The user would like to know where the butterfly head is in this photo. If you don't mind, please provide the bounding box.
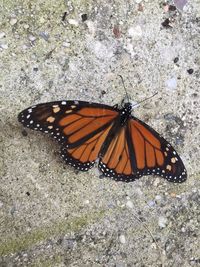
[123,102,132,111]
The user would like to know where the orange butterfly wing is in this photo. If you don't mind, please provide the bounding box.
[99,125,135,182]
[18,101,187,183]
[18,101,118,170]
[99,116,187,183]
[130,118,187,182]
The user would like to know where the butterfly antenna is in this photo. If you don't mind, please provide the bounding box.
[118,75,130,102]
[133,92,158,107]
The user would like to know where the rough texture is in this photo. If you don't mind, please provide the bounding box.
[0,0,199,266]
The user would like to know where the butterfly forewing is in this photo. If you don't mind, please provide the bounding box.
[18,100,119,168]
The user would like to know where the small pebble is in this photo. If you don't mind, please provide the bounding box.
[155,195,162,201]
[181,227,186,232]
[187,68,194,74]
[163,4,169,12]
[151,242,157,249]
[119,234,126,244]
[126,200,133,208]
[174,57,179,63]
[0,201,3,208]
[113,25,121,38]
[128,25,142,39]
[62,12,67,22]
[0,43,8,49]
[117,200,121,206]
[168,5,177,11]
[39,32,49,41]
[68,19,79,26]
[22,129,28,136]
[86,20,96,35]
[124,42,135,57]
[153,177,160,186]
[23,24,29,29]
[39,17,45,24]
[62,41,71,47]
[158,216,168,228]
[170,192,177,198]
[165,77,177,90]
[22,44,29,50]
[174,0,187,10]
[0,32,5,39]
[147,200,156,207]
[81,14,87,22]
[138,3,144,11]
[162,18,172,28]
[10,18,17,25]
[29,35,36,42]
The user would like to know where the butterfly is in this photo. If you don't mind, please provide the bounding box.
[18,99,187,183]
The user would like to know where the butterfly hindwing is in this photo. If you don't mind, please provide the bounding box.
[98,116,186,183]
[99,125,139,182]
[61,123,114,170]
[129,117,187,183]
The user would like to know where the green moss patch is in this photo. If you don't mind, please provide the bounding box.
[0,210,105,256]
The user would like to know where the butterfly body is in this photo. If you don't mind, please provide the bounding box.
[114,102,133,126]
[18,100,187,183]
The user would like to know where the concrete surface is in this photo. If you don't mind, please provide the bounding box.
[0,0,199,266]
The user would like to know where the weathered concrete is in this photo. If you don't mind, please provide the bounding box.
[0,0,199,266]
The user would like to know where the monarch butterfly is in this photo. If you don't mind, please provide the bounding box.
[18,99,187,183]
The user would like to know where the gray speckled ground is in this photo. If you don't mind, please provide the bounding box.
[0,0,199,266]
